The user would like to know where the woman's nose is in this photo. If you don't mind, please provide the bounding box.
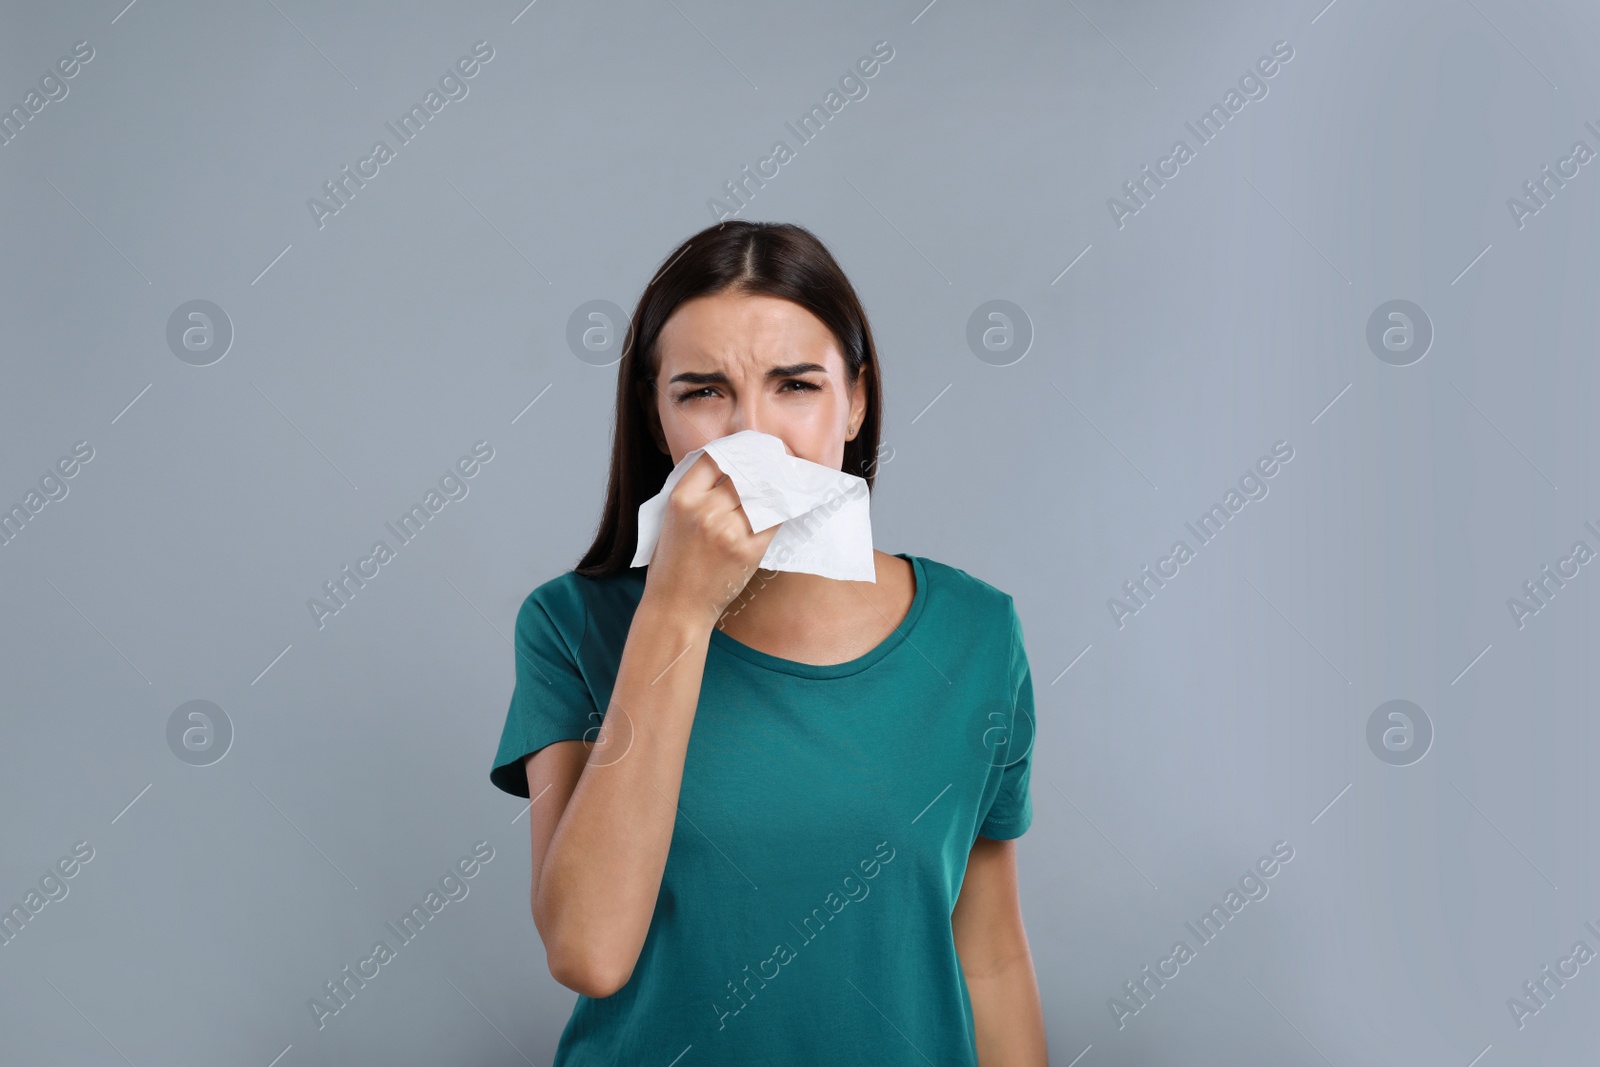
[729,405,790,454]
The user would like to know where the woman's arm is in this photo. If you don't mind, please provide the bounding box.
[523,455,778,999]
[523,597,712,998]
[952,836,1048,1065]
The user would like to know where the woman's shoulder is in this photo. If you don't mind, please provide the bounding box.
[902,552,1018,618]
[516,565,648,631]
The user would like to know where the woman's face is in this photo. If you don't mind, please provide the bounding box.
[645,290,868,469]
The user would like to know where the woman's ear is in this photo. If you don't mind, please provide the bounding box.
[846,365,870,441]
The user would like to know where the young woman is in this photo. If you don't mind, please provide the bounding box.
[489,221,1047,1065]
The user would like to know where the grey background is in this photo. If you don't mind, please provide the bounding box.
[2,0,1597,1063]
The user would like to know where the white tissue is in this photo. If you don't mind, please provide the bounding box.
[631,430,876,582]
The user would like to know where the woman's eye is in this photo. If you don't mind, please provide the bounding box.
[782,380,821,393]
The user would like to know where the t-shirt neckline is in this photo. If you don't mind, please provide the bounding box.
[707,553,927,679]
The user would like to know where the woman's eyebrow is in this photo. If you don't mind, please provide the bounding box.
[667,362,828,386]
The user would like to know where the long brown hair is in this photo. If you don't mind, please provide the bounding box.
[576,221,884,578]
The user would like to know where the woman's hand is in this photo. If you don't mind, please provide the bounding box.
[641,452,779,628]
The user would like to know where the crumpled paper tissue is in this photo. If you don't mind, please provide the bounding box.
[631,430,875,582]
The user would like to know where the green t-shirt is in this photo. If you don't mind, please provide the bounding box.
[489,552,1035,1065]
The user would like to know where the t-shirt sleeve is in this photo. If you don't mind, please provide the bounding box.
[978,599,1035,841]
[488,581,601,798]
